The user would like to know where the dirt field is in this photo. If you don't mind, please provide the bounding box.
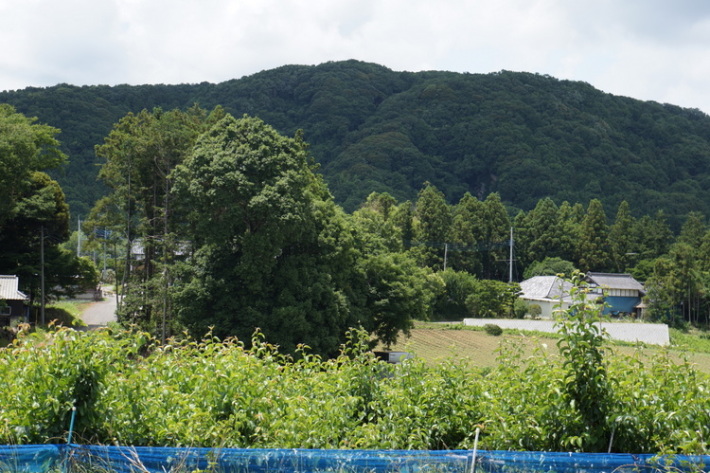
[385,326,710,373]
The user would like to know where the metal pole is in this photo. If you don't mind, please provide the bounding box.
[76,218,81,257]
[469,427,480,473]
[443,243,448,271]
[509,227,514,283]
[67,406,77,445]
[40,225,45,326]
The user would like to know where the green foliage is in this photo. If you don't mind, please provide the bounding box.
[172,114,364,356]
[523,257,577,279]
[411,182,451,270]
[432,269,477,320]
[465,280,521,318]
[89,106,219,335]
[349,192,404,255]
[359,253,444,347]
[528,303,542,319]
[609,200,637,272]
[0,327,151,443]
[554,273,613,451]
[577,199,612,272]
[0,107,97,307]
[7,61,710,229]
[512,298,529,319]
[448,193,484,274]
[483,324,503,336]
[2,325,710,454]
[0,104,66,228]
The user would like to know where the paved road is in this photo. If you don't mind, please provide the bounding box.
[80,290,118,329]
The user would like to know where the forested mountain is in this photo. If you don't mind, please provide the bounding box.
[2,60,710,227]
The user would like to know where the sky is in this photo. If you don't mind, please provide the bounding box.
[2,0,710,113]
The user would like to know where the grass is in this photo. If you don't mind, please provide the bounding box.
[48,299,93,326]
[1,299,92,346]
[384,321,710,373]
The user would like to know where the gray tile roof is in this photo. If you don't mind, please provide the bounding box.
[520,276,574,302]
[0,275,28,301]
[586,272,644,292]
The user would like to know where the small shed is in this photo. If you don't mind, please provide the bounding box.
[0,275,29,326]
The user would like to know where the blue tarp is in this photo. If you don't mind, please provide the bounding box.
[0,444,707,473]
[0,445,62,472]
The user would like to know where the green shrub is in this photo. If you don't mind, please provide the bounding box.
[528,303,542,319]
[483,324,503,336]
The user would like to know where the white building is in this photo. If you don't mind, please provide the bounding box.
[519,275,575,319]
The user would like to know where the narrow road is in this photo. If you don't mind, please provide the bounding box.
[80,289,118,329]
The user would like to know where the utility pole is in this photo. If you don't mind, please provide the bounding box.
[443,243,448,271]
[508,227,514,283]
[40,225,45,326]
[76,218,81,257]
[103,228,107,277]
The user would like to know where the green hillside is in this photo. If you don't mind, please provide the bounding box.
[2,60,710,225]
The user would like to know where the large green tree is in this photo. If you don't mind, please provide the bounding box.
[448,193,484,275]
[171,114,365,356]
[480,193,511,279]
[577,199,611,272]
[0,104,66,229]
[412,182,451,270]
[91,106,220,334]
[608,200,636,273]
[0,107,97,312]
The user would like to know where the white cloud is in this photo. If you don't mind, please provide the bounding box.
[1,0,710,112]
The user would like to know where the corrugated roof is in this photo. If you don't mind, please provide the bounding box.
[587,272,644,291]
[0,275,28,301]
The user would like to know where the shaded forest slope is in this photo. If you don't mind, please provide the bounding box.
[2,60,710,225]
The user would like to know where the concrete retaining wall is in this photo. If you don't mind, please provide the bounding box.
[462,318,670,346]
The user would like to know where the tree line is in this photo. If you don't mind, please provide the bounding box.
[77,105,710,356]
[3,102,710,356]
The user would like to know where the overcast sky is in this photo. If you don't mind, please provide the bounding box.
[2,0,710,113]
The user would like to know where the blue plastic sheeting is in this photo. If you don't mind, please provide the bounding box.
[0,445,708,473]
[68,446,471,473]
[0,445,62,472]
[478,450,707,473]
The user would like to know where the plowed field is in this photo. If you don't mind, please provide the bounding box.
[385,326,710,373]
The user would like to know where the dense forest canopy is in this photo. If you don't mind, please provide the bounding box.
[2,60,710,227]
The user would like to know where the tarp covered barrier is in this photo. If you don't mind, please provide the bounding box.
[0,445,708,473]
[0,445,62,472]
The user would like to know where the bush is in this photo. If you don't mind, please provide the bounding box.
[465,280,521,317]
[528,303,542,319]
[513,298,528,318]
[483,324,503,336]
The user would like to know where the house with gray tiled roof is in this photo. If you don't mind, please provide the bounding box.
[519,275,575,319]
[0,275,29,326]
[520,275,609,319]
[585,272,645,317]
